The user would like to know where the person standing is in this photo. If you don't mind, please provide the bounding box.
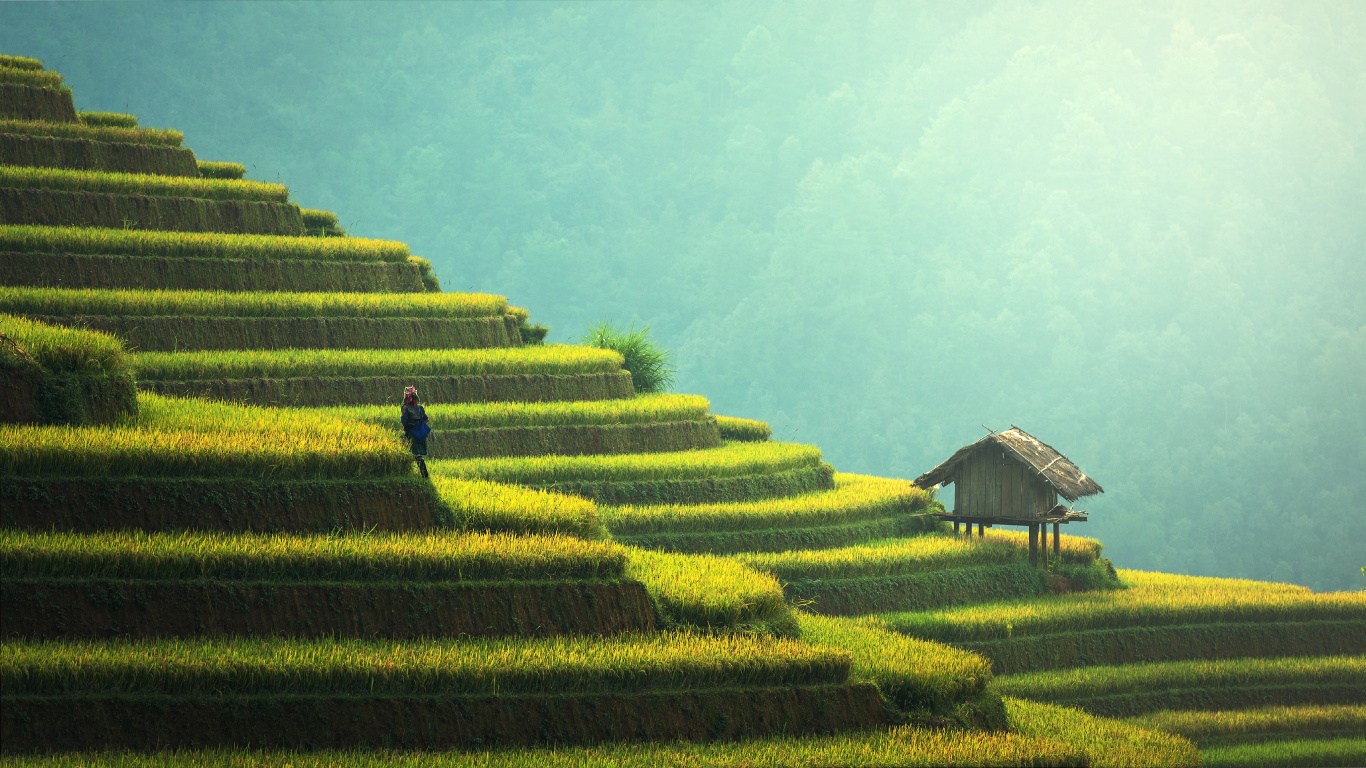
[400,385,431,478]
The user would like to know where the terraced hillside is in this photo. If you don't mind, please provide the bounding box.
[2,52,1361,767]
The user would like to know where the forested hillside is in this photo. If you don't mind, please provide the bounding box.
[3,0,1361,590]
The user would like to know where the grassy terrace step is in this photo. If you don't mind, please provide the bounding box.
[878,570,1366,643]
[0,634,886,751]
[1,251,429,293]
[430,441,834,504]
[131,344,621,379]
[0,313,137,425]
[0,84,76,123]
[0,133,199,176]
[198,161,246,180]
[0,118,183,147]
[0,56,44,72]
[716,414,771,441]
[793,563,1055,617]
[615,512,936,555]
[1,530,655,639]
[625,550,790,629]
[78,112,138,128]
[0,165,288,201]
[1201,736,1366,768]
[0,286,509,318]
[1125,704,1366,748]
[1007,698,1201,767]
[993,656,1366,716]
[0,187,304,235]
[0,68,62,92]
[0,224,407,261]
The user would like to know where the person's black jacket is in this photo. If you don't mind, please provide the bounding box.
[400,403,428,435]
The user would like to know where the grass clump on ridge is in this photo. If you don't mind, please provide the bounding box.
[626,549,789,629]
[602,473,932,535]
[78,111,137,128]
[738,533,1024,581]
[579,319,675,394]
[0,529,624,583]
[0,65,64,90]
[878,569,1366,642]
[0,286,508,319]
[197,161,246,180]
[1124,704,1366,747]
[0,165,289,202]
[0,118,184,146]
[1,633,848,697]
[0,312,126,376]
[0,55,44,71]
[993,656,1366,704]
[1007,698,1201,768]
[327,394,708,431]
[797,612,993,716]
[429,441,823,485]
[0,313,137,424]
[1201,737,1366,768]
[716,415,771,441]
[130,345,625,381]
[431,477,601,538]
[0,224,409,262]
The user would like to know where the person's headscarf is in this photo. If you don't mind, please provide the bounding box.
[403,386,418,406]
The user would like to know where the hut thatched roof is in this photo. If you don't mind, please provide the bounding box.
[912,426,1103,502]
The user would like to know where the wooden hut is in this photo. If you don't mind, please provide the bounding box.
[912,426,1102,567]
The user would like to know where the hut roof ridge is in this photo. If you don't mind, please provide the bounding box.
[912,425,1103,502]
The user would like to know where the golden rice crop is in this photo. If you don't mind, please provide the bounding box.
[0,285,507,319]
[0,730,1092,768]
[1007,698,1202,768]
[0,65,64,89]
[326,394,707,431]
[1201,737,1366,768]
[429,441,823,485]
[626,549,788,627]
[0,55,44,71]
[738,533,1022,581]
[880,569,1366,642]
[78,111,138,128]
[0,117,184,146]
[0,165,289,202]
[197,161,246,180]
[994,656,1366,703]
[602,473,930,535]
[430,477,600,538]
[0,529,624,582]
[715,415,772,441]
[1,313,127,374]
[130,345,625,381]
[0,224,409,262]
[0,632,848,696]
[982,527,1104,564]
[1125,704,1366,745]
[797,612,992,714]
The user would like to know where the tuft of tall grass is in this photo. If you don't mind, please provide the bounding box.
[197,161,245,180]
[430,441,823,486]
[0,285,508,319]
[601,473,932,535]
[0,633,848,696]
[716,415,772,441]
[0,165,289,202]
[0,529,625,582]
[626,549,789,628]
[0,224,409,262]
[0,118,184,146]
[130,345,624,381]
[879,569,1366,642]
[78,111,137,128]
[578,319,675,394]
[431,477,601,538]
[0,312,126,375]
[1007,698,1202,768]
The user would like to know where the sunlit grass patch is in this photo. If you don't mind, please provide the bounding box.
[715,414,772,441]
[328,393,707,430]
[739,532,1021,581]
[602,473,930,535]
[981,527,1104,564]
[626,549,788,628]
[0,117,184,146]
[0,165,289,202]
[1201,736,1366,767]
[0,65,64,90]
[130,345,624,381]
[78,111,138,128]
[429,441,823,485]
[1007,698,1201,768]
[431,477,601,538]
[0,224,410,262]
[0,632,848,697]
[0,529,624,582]
[1,312,126,375]
[0,285,508,319]
[1125,704,1366,747]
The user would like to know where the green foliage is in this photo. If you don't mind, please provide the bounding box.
[1007,698,1202,767]
[77,111,137,128]
[0,285,507,318]
[131,345,623,380]
[0,224,409,262]
[0,529,624,582]
[1202,737,1366,768]
[0,117,183,146]
[797,612,993,717]
[0,632,848,696]
[625,549,789,629]
[579,319,675,394]
[430,476,601,538]
[197,161,245,180]
[0,164,289,201]
[715,415,771,441]
[1126,704,1366,748]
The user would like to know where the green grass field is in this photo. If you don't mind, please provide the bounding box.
[78,111,138,128]
[1006,698,1202,767]
[0,529,623,582]
[431,476,601,538]
[739,532,1035,581]
[625,549,790,628]
[0,55,44,71]
[1125,704,1366,747]
[715,414,771,441]
[130,345,624,380]
[328,393,707,430]
[879,569,1366,642]
[1,312,126,376]
[1201,737,1366,767]
[0,66,64,90]
[0,224,409,262]
[0,165,289,202]
[0,285,508,318]
[198,161,246,179]
[0,117,184,146]
[430,441,824,485]
[0,632,848,697]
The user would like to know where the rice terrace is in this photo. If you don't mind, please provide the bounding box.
[2,3,1364,767]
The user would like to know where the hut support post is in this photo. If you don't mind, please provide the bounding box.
[1041,523,1049,568]
[1028,523,1039,566]
[977,523,984,537]
[954,521,961,536]
[1053,523,1060,560]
